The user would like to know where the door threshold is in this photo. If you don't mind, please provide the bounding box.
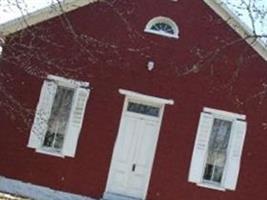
[102,192,141,200]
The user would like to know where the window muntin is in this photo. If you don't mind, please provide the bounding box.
[151,22,175,35]
[203,118,232,184]
[42,86,74,152]
[144,16,179,39]
[127,102,160,117]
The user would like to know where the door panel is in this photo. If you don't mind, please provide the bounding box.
[114,116,137,163]
[134,120,158,166]
[126,120,158,198]
[107,116,139,195]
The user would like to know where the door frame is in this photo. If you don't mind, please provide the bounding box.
[103,89,174,200]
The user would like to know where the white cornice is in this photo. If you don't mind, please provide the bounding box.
[0,0,99,36]
[204,0,267,61]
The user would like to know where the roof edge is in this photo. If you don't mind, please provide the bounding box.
[204,0,267,61]
[0,0,99,36]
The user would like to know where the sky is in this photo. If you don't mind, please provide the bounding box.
[0,0,266,43]
[221,0,267,42]
[0,0,62,24]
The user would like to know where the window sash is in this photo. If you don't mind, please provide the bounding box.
[203,118,232,184]
[151,22,175,34]
[41,86,74,152]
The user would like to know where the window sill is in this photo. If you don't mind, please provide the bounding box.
[144,29,179,39]
[197,183,226,191]
[35,148,65,158]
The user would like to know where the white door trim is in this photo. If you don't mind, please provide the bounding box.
[119,89,174,105]
[103,89,174,200]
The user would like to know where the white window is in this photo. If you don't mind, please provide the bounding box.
[144,16,179,39]
[188,107,247,191]
[27,75,90,158]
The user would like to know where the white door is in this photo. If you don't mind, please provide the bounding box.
[104,100,163,200]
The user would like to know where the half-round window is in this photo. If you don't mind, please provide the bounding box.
[144,16,179,39]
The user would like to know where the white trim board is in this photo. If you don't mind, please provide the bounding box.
[119,89,174,105]
[0,176,95,200]
[48,74,90,88]
[204,107,246,120]
[204,0,267,61]
[0,0,99,36]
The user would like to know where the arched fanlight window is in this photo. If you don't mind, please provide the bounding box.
[144,16,179,39]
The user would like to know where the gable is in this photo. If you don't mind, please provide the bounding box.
[0,0,266,61]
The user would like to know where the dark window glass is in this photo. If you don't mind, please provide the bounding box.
[151,22,174,34]
[203,118,232,184]
[43,86,74,152]
[127,102,160,117]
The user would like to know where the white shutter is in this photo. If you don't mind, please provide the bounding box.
[188,112,213,183]
[27,80,57,148]
[224,120,247,190]
[62,87,90,157]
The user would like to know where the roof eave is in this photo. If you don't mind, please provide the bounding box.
[204,0,267,61]
[0,0,99,36]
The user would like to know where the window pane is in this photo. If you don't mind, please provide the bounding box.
[43,86,74,151]
[43,131,55,147]
[54,134,64,149]
[151,22,174,34]
[127,102,160,117]
[203,118,232,184]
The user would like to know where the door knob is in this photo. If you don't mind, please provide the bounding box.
[132,164,136,172]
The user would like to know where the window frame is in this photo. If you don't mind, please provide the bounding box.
[28,75,90,158]
[144,16,179,39]
[188,107,247,191]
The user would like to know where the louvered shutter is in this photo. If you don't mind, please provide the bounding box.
[224,120,247,190]
[62,87,90,157]
[27,80,57,148]
[188,112,213,183]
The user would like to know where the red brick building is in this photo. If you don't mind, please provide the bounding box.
[0,0,266,200]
